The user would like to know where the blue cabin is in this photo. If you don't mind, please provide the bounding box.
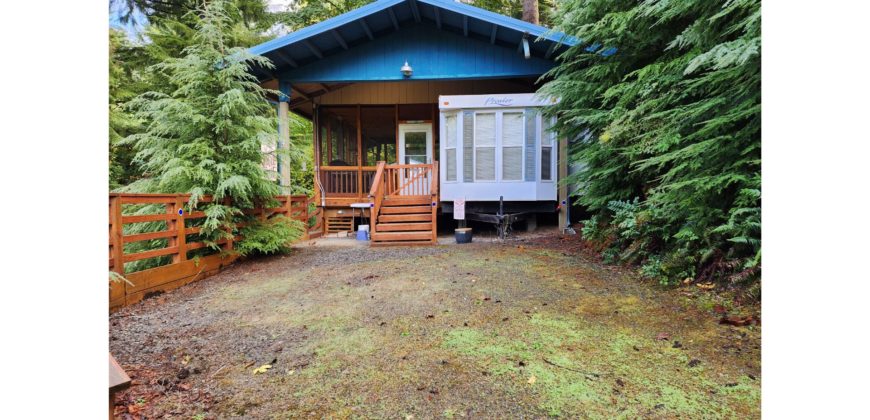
[250,0,577,244]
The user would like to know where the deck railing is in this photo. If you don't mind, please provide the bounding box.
[109,193,321,311]
[319,165,378,198]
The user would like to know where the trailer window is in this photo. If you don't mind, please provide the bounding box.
[444,113,457,181]
[474,113,496,181]
[542,117,554,181]
[502,112,524,181]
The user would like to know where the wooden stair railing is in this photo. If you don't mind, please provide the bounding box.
[368,161,387,238]
[430,160,439,243]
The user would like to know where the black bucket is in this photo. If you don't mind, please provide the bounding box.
[455,228,473,244]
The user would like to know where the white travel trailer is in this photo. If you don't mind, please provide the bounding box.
[438,93,564,230]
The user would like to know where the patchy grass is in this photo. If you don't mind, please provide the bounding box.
[110,235,760,419]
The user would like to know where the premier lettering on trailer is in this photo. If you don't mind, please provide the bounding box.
[484,97,515,107]
[440,93,557,110]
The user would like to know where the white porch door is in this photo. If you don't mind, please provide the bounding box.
[397,123,433,195]
[398,123,433,165]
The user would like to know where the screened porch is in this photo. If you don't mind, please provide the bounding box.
[315,103,439,206]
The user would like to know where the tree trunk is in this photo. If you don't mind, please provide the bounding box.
[522,0,539,25]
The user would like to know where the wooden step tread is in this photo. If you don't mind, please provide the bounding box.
[371,231,433,241]
[376,222,433,232]
[380,205,432,214]
[370,240,435,247]
[378,214,432,223]
[383,196,433,206]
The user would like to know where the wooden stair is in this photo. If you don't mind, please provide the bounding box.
[371,196,436,246]
[368,161,439,246]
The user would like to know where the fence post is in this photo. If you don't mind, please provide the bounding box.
[109,195,127,303]
[166,199,179,263]
[223,197,234,253]
[294,196,310,240]
[175,195,187,262]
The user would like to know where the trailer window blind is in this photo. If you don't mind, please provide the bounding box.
[445,113,457,181]
[474,113,496,181]
[462,111,474,182]
[502,112,524,181]
[541,116,554,181]
[524,109,537,182]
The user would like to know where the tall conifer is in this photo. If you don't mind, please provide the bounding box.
[124,0,302,254]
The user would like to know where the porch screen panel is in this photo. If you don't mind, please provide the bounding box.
[502,112,524,181]
[462,111,474,182]
[445,113,457,182]
[322,107,357,166]
[474,113,496,181]
[524,109,537,182]
[361,106,397,166]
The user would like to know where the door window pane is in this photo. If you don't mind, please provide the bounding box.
[404,131,427,164]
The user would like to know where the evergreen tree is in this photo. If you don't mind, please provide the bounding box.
[542,0,760,287]
[123,0,303,254]
[110,29,143,189]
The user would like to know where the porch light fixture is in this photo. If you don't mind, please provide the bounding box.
[400,60,413,77]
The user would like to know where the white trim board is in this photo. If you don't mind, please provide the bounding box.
[439,93,558,110]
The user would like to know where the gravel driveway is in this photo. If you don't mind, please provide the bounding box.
[110,232,760,419]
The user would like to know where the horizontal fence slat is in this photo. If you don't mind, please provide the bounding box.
[120,196,179,204]
[185,242,212,251]
[123,229,179,243]
[123,246,179,263]
[122,213,174,223]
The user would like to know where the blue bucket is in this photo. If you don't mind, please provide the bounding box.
[356,225,370,241]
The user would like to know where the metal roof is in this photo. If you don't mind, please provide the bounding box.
[249,0,578,82]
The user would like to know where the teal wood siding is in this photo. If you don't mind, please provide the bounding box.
[277,23,555,83]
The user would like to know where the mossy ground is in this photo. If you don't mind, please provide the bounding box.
[110,234,760,418]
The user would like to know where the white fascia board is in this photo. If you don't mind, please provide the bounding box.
[438,93,559,110]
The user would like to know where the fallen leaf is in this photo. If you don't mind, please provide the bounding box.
[682,277,693,285]
[656,332,670,341]
[252,364,272,374]
[696,283,715,290]
[527,375,537,384]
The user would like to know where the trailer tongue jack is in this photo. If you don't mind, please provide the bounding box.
[465,196,529,241]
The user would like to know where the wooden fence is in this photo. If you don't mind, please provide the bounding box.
[109,193,322,311]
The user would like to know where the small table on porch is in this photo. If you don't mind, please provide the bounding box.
[350,202,373,229]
